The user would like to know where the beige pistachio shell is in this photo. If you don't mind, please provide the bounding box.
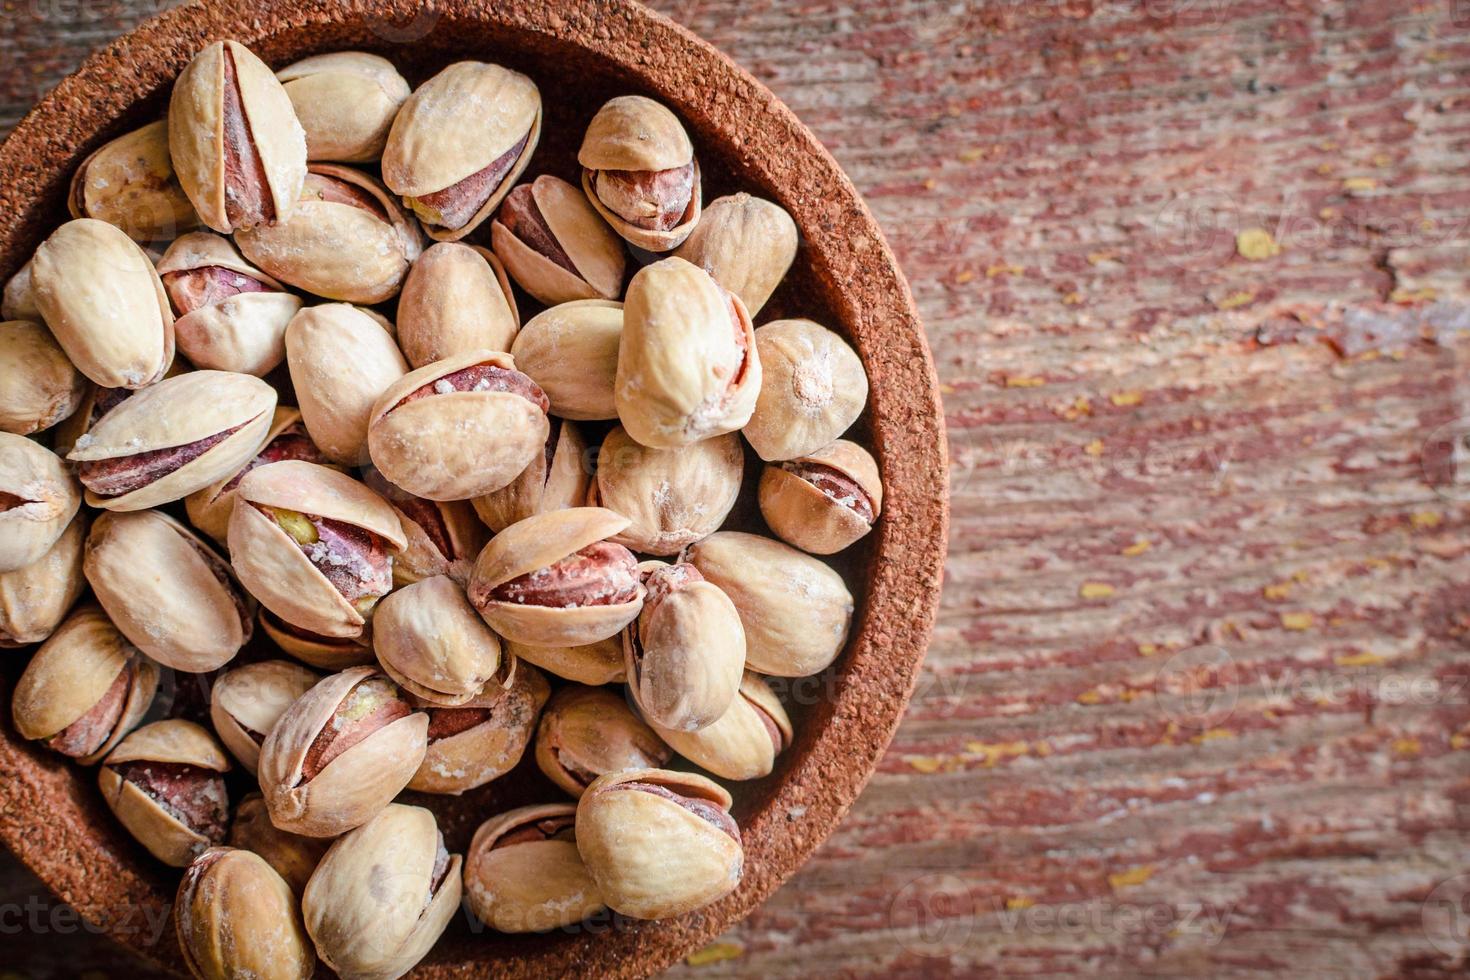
[491,174,626,305]
[465,804,606,933]
[592,427,742,555]
[397,243,520,367]
[745,318,869,461]
[576,768,741,919]
[260,610,376,671]
[687,531,853,677]
[69,120,201,242]
[210,660,321,774]
[650,671,792,781]
[0,320,86,435]
[11,604,156,763]
[673,192,798,316]
[374,576,502,706]
[505,636,626,686]
[30,218,175,389]
[0,434,81,573]
[2,260,39,321]
[303,803,462,980]
[580,160,701,253]
[366,349,549,501]
[169,40,308,234]
[578,96,695,173]
[184,407,324,546]
[535,685,670,798]
[277,52,411,163]
[286,303,409,466]
[408,657,550,794]
[258,667,429,838]
[360,471,487,588]
[51,355,189,457]
[509,300,623,421]
[97,720,231,867]
[228,793,332,897]
[759,439,882,554]
[0,511,85,648]
[616,257,760,448]
[176,847,315,980]
[473,420,589,532]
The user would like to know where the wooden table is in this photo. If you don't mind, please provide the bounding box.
[5,1,1470,976]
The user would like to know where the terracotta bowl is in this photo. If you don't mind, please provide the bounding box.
[0,1,947,976]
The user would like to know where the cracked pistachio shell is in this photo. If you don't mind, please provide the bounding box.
[67,370,276,512]
[258,667,428,837]
[286,303,408,466]
[535,685,670,798]
[759,439,882,554]
[228,793,331,897]
[51,357,190,458]
[0,320,86,435]
[0,434,81,573]
[303,804,462,980]
[176,847,314,980]
[577,96,701,252]
[237,164,423,304]
[575,768,742,919]
[408,655,550,794]
[591,427,742,555]
[2,259,40,321]
[229,461,406,639]
[491,174,626,305]
[364,470,488,587]
[465,803,605,933]
[260,610,375,671]
[615,257,760,448]
[69,120,201,242]
[156,232,302,376]
[169,40,307,234]
[0,511,85,648]
[374,576,502,706]
[673,193,798,316]
[11,604,156,763]
[397,242,520,367]
[367,349,549,501]
[30,218,175,389]
[649,671,792,781]
[277,52,411,163]
[210,660,321,775]
[473,419,589,533]
[97,719,231,867]
[744,318,868,461]
[510,300,623,421]
[505,636,626,686]
[85,509,255,672]
[383,62,541,242]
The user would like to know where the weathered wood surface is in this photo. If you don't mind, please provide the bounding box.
[4,0,1470,977]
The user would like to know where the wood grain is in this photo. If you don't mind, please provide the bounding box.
[3,0,1470,977]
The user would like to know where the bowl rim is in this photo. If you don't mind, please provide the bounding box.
[0,0,949,976]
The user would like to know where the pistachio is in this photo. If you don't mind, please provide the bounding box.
[464,803,606,933]
[673,192,798,316]
[578,96,701,251]
[210,660,320,774]
[0,511,85,648]
[615,257,760,448]
[505,636,626,687]
[686,531,853,677]
[2,259,40,321]
[258,666,429,837]
[647,671,792,781]
[85,509,255,672]
[285,303,408,466]
[367,349,550,501]
[407,655,550,795]
[0,320,85,435]
[302,804,461,980]
[590,426,742,555]
[30,218,175,389]
[229,461,406,639]
[491,175,625,304]
[509,300,623,421]
[237,164,423,304]
[176,847,315,980]
[227,792,332,897]
[472,418,589,533]
[467,507,645,647]
[374,575,502,707]
[744,318,868,461]
[383,62,541,241]
[11,604,157,763]
[0,433,81,573]
[51,356,189,457]
[156,232,302,376]
[67,370,276,511]
[364,469,488,587]
[68,120,201,242]
[277,52,411,163]
[168,40,307,234]
[535,685,670,798]
[97,719,231,867]
[575,768,741,919]
[260,610,377,672]
[396,242,520,367]
[759,439,882,554]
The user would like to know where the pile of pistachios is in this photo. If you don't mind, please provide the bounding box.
[0,37,880,978]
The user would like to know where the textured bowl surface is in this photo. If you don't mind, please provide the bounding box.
[0,1,947,976]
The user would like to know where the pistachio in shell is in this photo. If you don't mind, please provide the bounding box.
[744,318,869,461]
[535,685,670,798]
[759,439,882,554]
[673,192,798,317]
[277,52,411,163]
[505,636,626,687]
[396,242,520,367]
[51,355,189,457]
[168,40,307,234]
[260,609,376,672]
[0,433,81,573]
[364,468,488,587]
[374,575,502,707]
[408,655,550,795]
[509,299,622,422]
[590,426,742,555]
[577,96,702,252]
[0,510,85,648]
[648,671,792,781]
[97,719,231,867]
[473,418,589,533]
[228,792,332,897]
[2,260,39,321]
[464,804,606,933]
[68,119,201,242]
[491,175,626,305]
[175,847,315,980]
[210,660,321,774]
[0,320,86,435]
